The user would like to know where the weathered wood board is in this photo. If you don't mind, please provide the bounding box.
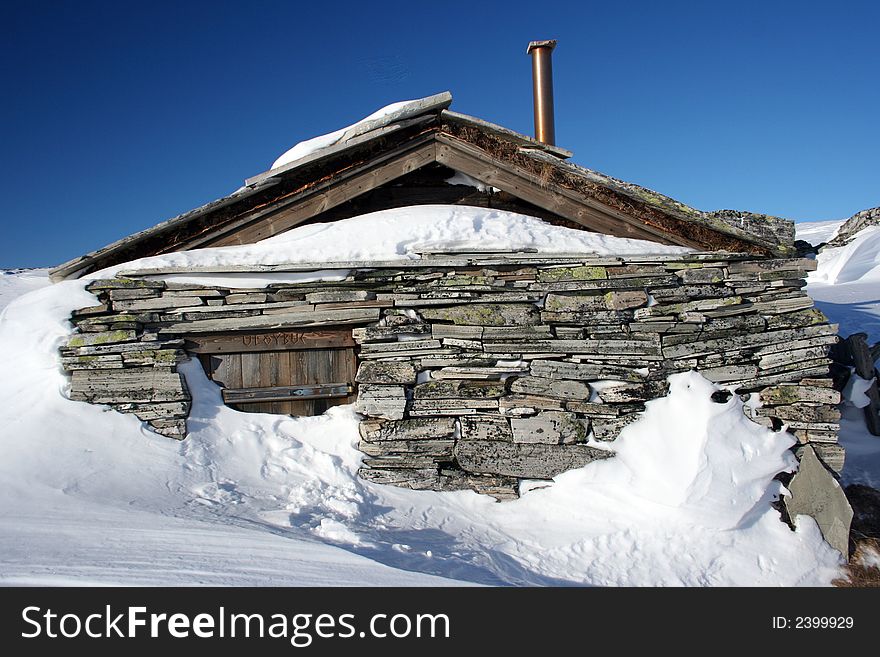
[199,328,357,415]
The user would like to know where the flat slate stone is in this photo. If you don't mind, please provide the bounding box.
[597,381,669,403]
[460,416,513,442]
[355,361,418,385]
[359,439,455,458]
[537,265,607,283]
[66,330,137,348]
[454,440,613,479]
[358,418,455,443]
[591,414,640,441]
[544,292,605,312]
[676,267,724,284]
[510,411,588,444]
[509,376,591,401]
[498,394,565,414]
[603,290,649,310]
[419,303,540,326]
[358,467,440,490]
[414,379,506,399]
[760,384,841,405]
[69,367,189,404]
[783,445,853,557]
[529,359,644,382]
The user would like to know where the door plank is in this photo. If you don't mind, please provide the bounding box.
[195,329,359,417]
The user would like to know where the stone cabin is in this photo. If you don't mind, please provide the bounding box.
[51,92,845,541]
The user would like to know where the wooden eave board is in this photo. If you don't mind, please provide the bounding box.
[195,138,440,248]
[48,185,267,281]
[244,112,441,188]
[51,100,779,282]
[48,112,442,281]
[520,148,783,254]
[440,110,573,159]
[433,134,697,248]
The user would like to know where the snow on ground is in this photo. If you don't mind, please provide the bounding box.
[0,268,50,311]
[0,281,465,586]
[806,225,880,342]
[795,219,845,246]
[0,215,848,585]
[802,225,880,489]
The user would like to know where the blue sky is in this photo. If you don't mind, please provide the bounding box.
[2,0,877,268]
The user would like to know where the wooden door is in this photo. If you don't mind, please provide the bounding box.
[187,328,358,415]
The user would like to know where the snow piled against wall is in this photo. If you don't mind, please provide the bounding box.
[805,226,880,488]
[94,205,691,283]
[0,259,844,585]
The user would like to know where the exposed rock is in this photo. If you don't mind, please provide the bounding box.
[825,206,880,247]
[784,445,853,558]
[358,418,455,441]
[509,376,591,401]
[419,303,540,326]
[454,440,613,479]
[355,361,418,385]
[510,411,588,444]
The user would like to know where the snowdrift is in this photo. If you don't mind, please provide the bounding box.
[810,226,880,287]
[97,205,691,287]
[0,259,843,586]
[803,225,880,488]
[795,219,844,247]
[6,209,870,585]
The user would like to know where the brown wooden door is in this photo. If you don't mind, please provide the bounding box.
[187,328,358,415]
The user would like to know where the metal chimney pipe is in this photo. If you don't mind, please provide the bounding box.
[527,39,557,145]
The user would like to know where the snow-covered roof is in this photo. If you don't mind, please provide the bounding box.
[49,92,795,281]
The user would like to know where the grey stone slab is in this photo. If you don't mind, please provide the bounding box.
[359,418,456,442]
[454,440,613,479]
[355,361,418,385]
[460,416,513,442]
[529,359,644,383]
[419,303,540,326]
[510,411,588,444]
[509,376,591,401]
[414,379,506,399]
[358,467,440,490]
[784,445,852,557]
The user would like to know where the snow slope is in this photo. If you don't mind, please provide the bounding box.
[805,226,880,488]
[807,226,880,343]
[0,237,844,586]
[795,219,845,246]
[0,281,465,586]
[0,268,50,311]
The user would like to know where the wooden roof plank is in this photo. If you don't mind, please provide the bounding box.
[520,148,787,253]
[440,110,573,159]
[49,112,442,281]
[180,134,437,250]
[434,134,699,248]
[203,141,438,247]
[244,114,438,188]
[244,92,451,187]
[48,185,267,281]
